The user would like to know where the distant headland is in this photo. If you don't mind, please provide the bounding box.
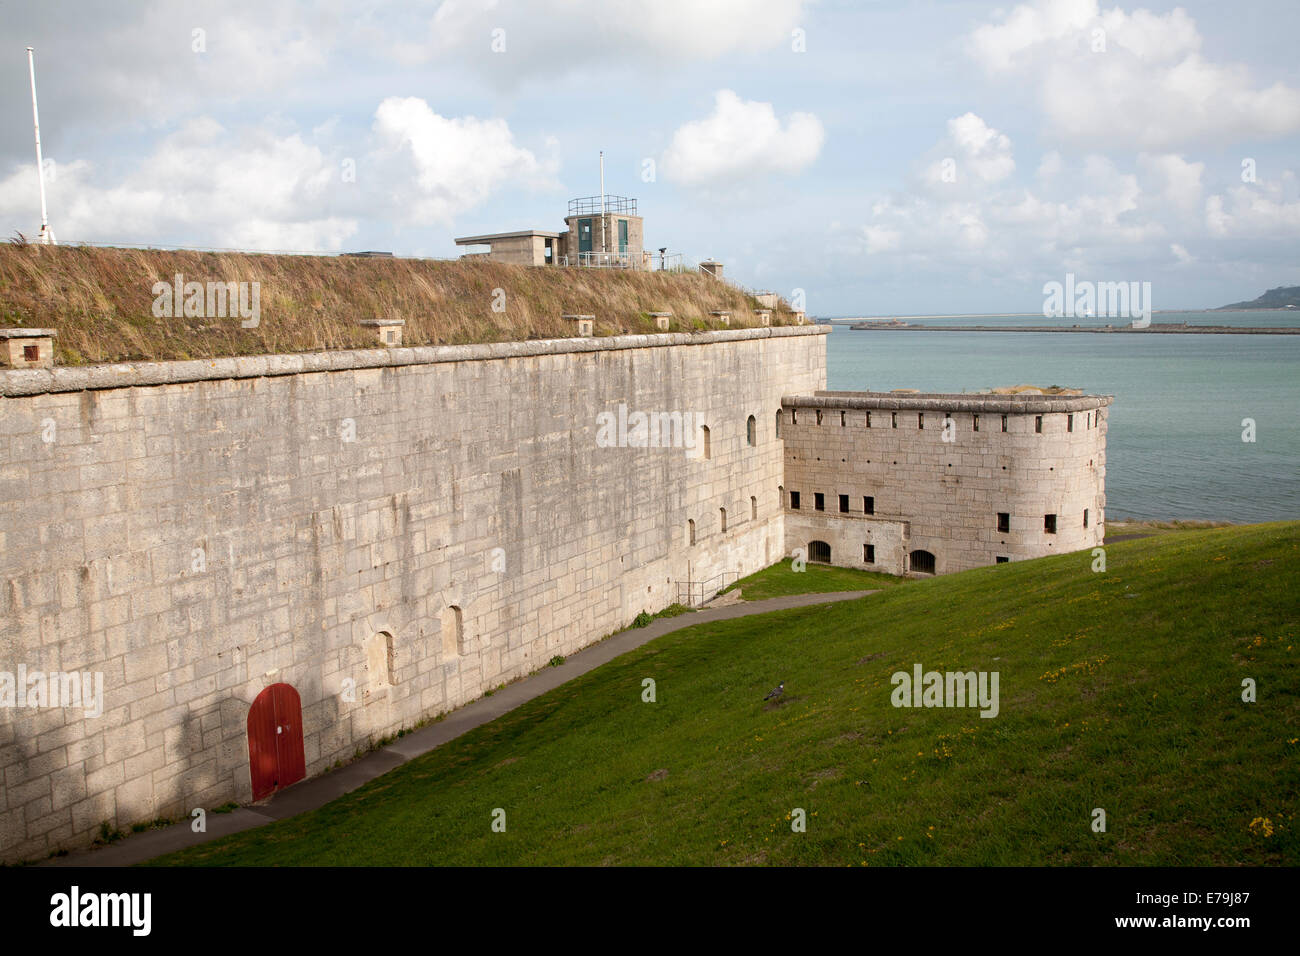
[1215,285,1300,310]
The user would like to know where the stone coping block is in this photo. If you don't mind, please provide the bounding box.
[784,389,1113,414]
[0,328,57,338]
[0,325,830,397]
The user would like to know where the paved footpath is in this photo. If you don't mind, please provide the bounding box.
[44,588,877,867]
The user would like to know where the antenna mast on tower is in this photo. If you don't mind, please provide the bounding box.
[26,46,56,245]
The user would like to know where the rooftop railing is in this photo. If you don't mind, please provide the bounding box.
[567,195,637,216]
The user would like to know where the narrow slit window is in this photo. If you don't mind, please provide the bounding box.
[1035,415,1043,434]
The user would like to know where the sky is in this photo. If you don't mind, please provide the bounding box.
[0,0,1297,315]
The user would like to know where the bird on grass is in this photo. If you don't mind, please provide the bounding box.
[764,682,784,702]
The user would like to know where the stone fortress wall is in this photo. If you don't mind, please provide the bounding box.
[780,391,1110,576]
[0,326,827,861]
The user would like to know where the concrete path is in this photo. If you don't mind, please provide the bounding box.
[43,588,877,867]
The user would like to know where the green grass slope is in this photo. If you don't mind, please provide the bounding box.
[722,562,901,600]
[157,523,1299,866]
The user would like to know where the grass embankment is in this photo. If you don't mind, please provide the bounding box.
[156,522,1299,866]
[723,562,901,600]
[0,243,795,365]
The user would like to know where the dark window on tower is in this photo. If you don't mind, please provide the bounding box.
[720,508,727,532]
[1001,414,1008,432]
[839,494,849,513]
[864,544,875,564]
[973,414,980,432]
[840,410,846,427]
[891,412,898,429]
[688,519,696,545]
[816,409,823,425]
[1044,514,1057,534]
[1067,414,1074,432]
[747,415,757,446]
[997,512,1010,533]
[1083,508,1089,528]
[918,413,924,429]
[814,492,825,512]
[792,409,799,425]
[790,491,801,510]
[865,411,872,427]
[1035,416,1043,434]
[864,496,875,515]
[751,496,758,520]
[996,556,1009,564]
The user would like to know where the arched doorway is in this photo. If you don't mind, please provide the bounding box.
[809,540,832,564]
[909,549,936,575]
[247,683,306,801]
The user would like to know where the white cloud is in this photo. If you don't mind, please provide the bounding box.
[661,90,824,186]
[367,97,554,225]
[1205,172,1300,238]
[0,98,551,249]
[921,113,1015,190]
[409,0,810,78]
[967,0,1300,148]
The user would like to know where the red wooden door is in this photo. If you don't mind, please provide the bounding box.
[248,683,305,801]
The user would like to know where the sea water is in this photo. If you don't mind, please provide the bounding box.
[824,314,1300,522]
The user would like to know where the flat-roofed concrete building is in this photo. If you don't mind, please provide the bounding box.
[454,194,648,269]
[453,230,562,267]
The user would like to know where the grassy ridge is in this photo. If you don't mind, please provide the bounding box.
[155,522,1299,866]
[0,243,793,365]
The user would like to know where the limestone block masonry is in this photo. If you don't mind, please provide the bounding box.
[781,391,1110,576]
[0,326,827,861]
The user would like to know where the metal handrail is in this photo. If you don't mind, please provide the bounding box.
[567,195,637,216]
[676,571,739,607]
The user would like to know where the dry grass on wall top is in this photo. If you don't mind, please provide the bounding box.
[0,243,796,365]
